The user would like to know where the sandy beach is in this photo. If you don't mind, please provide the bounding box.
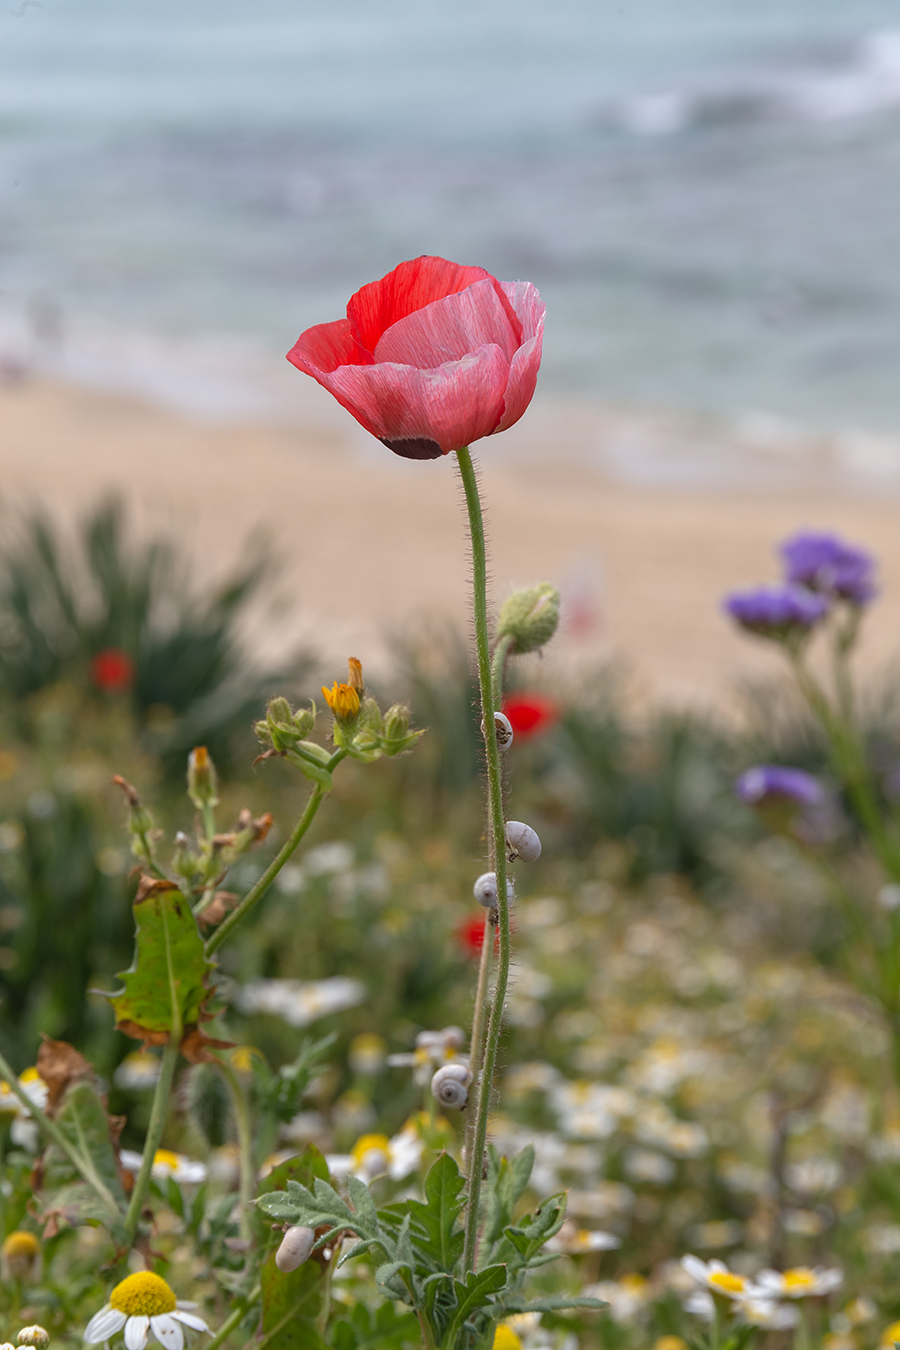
[2,375,900,708]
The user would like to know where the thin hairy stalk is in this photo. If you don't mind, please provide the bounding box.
[456,446,511,1272]
[203,1286,261,1350]
[215,1055,254,1243]
[790,651,900,879]
[463,917,493,1168]
[490,634,514,709]
[205,748,346,956]
[0,1051,121,1218]
[123,1040,180,1244]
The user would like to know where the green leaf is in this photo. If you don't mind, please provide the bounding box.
[347,1174,378,1230]
[501,1295,606,1314]
[105,877,215,1040]
[254,1145,330,1247]
[259,1248,328,1350]
[444,1265,508,1346]
[406,1152,465,1272]
[331,1301,421,1350]
[37,1080,126,1239]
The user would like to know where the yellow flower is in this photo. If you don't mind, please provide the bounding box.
[880,1321,900,1348]
[655,1337,687,1350]
[1,1228,41,1280]
[492,1327,523,1350]
[85,1270,211,1345]
[351,1132,391,1169]
[322,682,360,721]
[709,1271,746,1294]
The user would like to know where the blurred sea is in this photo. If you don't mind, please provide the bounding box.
[3,0,900,482]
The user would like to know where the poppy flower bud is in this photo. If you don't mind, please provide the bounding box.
[16,1330,50,1349]
[473,872,515,909]
[187,746,219,811]
[497,583,560,655]
[431,1063,470,1110]
[347,657,365,693]
[481,711,514,751]
[504,820,542,862]
[276,1225,316,1273]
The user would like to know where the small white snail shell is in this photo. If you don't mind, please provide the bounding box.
[473,872,516,909]
[480,711,514,751]
[431,1062,470,1109]
[276,1225,316,1273]
[505,820,542,862]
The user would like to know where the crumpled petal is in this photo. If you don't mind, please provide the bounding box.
[494,282,545,433]
[312,344,510,456]
[347,256,493,353]
[150,1314,184,1350]
[374,278,521,368]
[84,1307,128,1343]
[124,1314,150,1350]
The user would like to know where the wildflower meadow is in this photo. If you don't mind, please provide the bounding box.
[1,257,900,1350]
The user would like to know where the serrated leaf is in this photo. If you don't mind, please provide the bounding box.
[37,1079,126,1239]
[254,1145,331,1246]
[375,1260,413,1294]
[406,1151,465,1271]
[444,1264,508,1345]
[347,1174,379,1231]
[106,877,215,1041]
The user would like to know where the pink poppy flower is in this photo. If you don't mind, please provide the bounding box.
[287,256,544,459]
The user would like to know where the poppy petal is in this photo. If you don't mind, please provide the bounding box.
[374,278,521,368]
[347,256,493,353]
[288,317,370,375]
[493,282,545,434]
[316,344,509,454]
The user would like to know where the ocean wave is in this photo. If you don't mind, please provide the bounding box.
[615,28,900,137]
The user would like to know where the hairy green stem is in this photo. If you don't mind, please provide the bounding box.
[204,1285,261,1350]
[463,913,493,1170]
[456,446,511,1272]
[0,1051,121,1218]
[205,749,346,956]
[215,1055,254,1243]
[490,634,514,710]
[123,1040,180,1244]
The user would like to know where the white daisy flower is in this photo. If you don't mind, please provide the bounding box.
[545,1219,621,1254]
[681,1255,758,1300]
[755,1267,843,1299]
[84,1271,210,1349]
[119,1148,208,1185]
[737,1296,800,1330]
[114,1052,163,1090]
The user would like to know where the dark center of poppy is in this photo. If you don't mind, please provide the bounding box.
[381,437,443,460]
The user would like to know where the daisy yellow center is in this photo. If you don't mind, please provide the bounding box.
[153,1149,182,1170]
[784,1269,816,1290]
[492,1328,522,1350]
[110,1271,177,1316]
[351,1133,391,1166]
[709,1272,745,1294]
[20,1067,41,1084]
[2,1230,40,1258]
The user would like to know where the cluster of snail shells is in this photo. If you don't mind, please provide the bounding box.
[275,1224,316,1273]
[431,1062,471,1110]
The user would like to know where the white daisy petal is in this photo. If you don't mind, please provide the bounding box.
[150,1314,184,1350]
[85,1308,128,1342]
[172,1312,210,1333]
[125,1315,150,1350]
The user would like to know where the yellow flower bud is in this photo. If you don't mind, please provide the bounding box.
[322,682,361,721]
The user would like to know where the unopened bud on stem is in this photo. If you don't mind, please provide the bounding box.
[497,583,560,655]
[187,746,219,810]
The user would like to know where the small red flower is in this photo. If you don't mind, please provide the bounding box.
[502,693,558,740]
[287,256,544,460]
[457,915,486,959]
[91,648,135,694]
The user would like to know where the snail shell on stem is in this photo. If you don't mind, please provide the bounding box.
[473,872,516,909]
[431,1062,471,1110]
[505,820,542,862]
[480,711,514,751]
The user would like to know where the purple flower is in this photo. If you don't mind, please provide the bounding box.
[780,531,877,605]
[735,765,825,808]
[724,584,830,637]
